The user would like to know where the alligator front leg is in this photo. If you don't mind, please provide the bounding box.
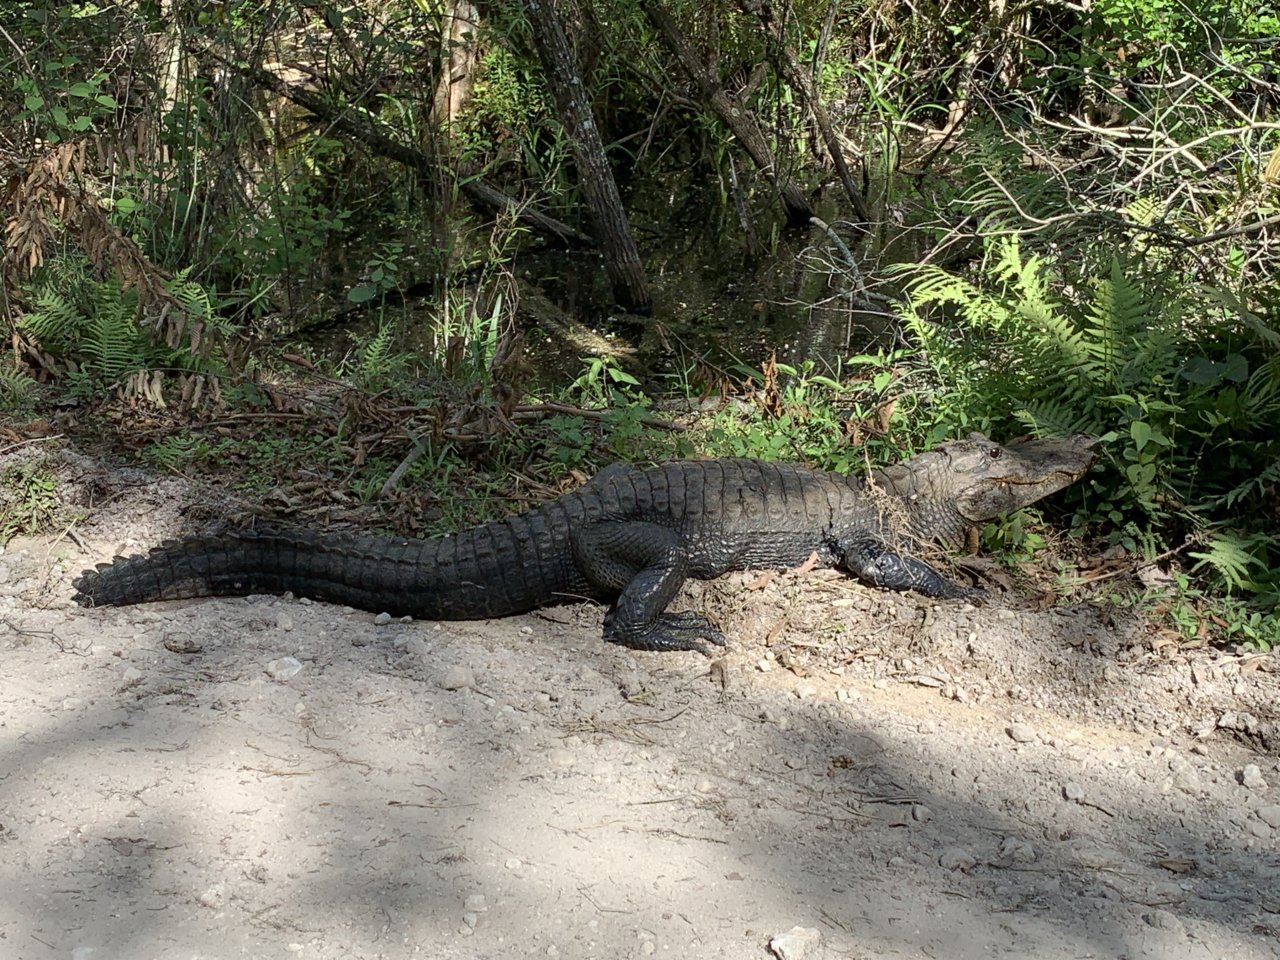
[572,521,727,654]
[836,536,983,601]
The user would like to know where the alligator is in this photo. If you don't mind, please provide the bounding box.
[74,433,1096,654]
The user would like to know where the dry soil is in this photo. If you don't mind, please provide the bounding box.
[2,445,1278,960]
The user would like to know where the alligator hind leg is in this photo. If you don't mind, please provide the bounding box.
[571,521,727,654]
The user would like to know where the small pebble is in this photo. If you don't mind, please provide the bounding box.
[998,836,1038,864]
[939,846,977,872]
[373,612,392,625]
[1257,805,1280,829]
[1063,782,1085,801]
[1240,764,1268,790]
[1169,759,1202,795]
[265,656,302,681]
[464,893,487,912]
[1144,909,1184,934]
[911,804,932,824]
[794,682,818,700]
[768,925,821,960]
[163,633,203,654]
[196,882,226,908]
[1006,722,1036,743]
[439,665,475,691]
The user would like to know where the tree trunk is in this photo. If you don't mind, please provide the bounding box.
[431,0,479,127]
[736,0,870,224]
[522,0,651,315]
[639,0,813,227]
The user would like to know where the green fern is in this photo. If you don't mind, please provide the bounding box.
[0,365,38,413]
[900,227,1280,601]
[19,288,82,350]
[354,321,397,387]
[1189,531,1273,594]
[81,294,147,382]
[17,257,227,387]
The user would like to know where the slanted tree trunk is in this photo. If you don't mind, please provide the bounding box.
[240,61,595,248]
[638,0,813,227]
[522,0,651,315]
[735,0,870,225]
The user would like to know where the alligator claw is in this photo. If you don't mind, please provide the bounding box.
[606,611,727,655]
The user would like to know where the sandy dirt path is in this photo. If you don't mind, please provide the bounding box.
[2,447,1278,960]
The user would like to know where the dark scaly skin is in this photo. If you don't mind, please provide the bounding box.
[74,433,1097,654]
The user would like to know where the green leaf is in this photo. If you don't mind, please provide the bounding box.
[67,82,95,98]
[608,368,640,386]
[95,94,117,108]
[24,94,45,110]
[1125,462,1156,488]
[347,285,377,303]
[1130,420,1152,452]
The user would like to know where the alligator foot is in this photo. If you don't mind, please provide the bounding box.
[839,537,986,601]
[605,610,727,655]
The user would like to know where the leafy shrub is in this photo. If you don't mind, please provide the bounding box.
[901,236,1280,599]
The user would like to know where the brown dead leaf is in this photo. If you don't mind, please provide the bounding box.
[794,551,822,575]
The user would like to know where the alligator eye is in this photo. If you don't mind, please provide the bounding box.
[987,446,1002,459]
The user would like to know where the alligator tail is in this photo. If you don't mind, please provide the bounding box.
[73,516,585,620]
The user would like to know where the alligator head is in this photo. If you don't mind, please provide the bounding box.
[871,432,1099,545]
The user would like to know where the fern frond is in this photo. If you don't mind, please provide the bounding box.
[356,321,396,385]
[1240,357,1280,420]
[1086,259,1151,376]
[82,297,144,383]
[1124,196,1160,227]
[167,267,213,321]
[0,365,38,412]
[1014,400,1103,438]
[1214,457,1280,510]
[1189,530,1273,593]
[19,289,83,349]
